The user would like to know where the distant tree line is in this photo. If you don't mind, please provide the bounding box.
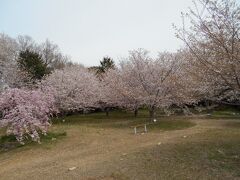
[0,35,72,89]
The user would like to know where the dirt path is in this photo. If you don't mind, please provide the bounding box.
[0,119,233,180]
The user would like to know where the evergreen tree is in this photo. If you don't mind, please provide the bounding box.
[18,49,50,81]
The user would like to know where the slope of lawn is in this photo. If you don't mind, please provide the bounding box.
[86,122,240,180]
[0,110,195,153]
[0,109,240,179]
[141,128,240,179]
[2,107,240,153]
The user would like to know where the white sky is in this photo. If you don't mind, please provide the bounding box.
[1,0,194,66]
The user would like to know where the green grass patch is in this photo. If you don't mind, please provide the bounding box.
[51,109,177,124]
[52,109,149,124]
[0,131,66,153]
[100,118,195,131]
[52,110,195,131]
[210,107,240,119]
[147,119,195,131]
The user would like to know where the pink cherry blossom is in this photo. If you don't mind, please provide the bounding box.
[0,88,57,143]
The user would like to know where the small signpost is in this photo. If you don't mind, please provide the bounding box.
[132,124,148,134]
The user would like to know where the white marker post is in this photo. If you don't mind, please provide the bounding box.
[134,127,137,134]
[144,124,147,133]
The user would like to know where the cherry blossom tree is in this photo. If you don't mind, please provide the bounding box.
[104,49,194,119]
[40,65,102,114]
[175,0,240,105]
[0,88,57,144]
[0,33,25,89]
[103,64,142,117]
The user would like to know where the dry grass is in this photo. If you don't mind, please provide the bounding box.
[0,111,240,180]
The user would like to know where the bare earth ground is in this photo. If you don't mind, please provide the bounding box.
[0,118,240,180]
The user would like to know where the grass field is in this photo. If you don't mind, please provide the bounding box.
[0,109,240,179]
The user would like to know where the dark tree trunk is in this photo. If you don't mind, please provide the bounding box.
[149,106,155,120]
[105,107,109,117]
[134,108,138,117]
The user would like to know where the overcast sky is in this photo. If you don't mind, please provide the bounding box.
[0,0,207,66]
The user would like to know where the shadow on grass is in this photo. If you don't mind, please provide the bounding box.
[210,107,240,119]
[52,110,195,131]
[52,109,150,124]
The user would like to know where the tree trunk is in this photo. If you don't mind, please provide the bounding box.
[205,100,210,113]
[149,106,155,120]
[134,108,138,117]
[105,107,109,117]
